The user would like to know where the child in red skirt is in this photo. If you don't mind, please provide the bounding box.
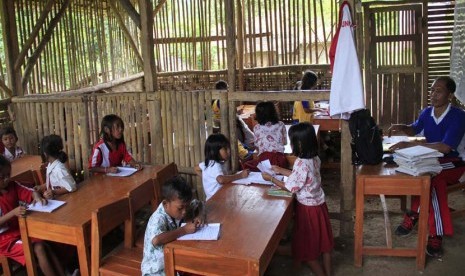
[262,122,333,276]
[243,101,288,171]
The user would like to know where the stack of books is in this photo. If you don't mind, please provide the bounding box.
[394,145,443,176]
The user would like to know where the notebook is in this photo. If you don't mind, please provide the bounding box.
[394,145,443,160]
[27,199,66,213]
[107,167,138,177]
[177,223,221,240]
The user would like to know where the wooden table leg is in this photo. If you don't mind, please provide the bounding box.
[18,216,38,276]
[416,178,430,271]
[164,247,175,276]
[76,228,90,276]
[354,176,364,267]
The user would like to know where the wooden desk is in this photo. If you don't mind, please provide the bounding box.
[18,165,167,276]
[354,164,430,270]
[313,115,341,131]
[164,184,293,276]
[11,155,44,185]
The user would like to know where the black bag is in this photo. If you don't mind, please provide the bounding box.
[349,109,383,165]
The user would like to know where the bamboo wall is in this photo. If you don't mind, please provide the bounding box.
[10,88,331,198]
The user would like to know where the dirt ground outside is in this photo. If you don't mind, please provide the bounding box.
[265,168,465,276]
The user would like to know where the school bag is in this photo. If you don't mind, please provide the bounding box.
[348,109,383,165]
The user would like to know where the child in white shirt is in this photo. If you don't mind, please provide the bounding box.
[35,135,76,199]
[195,134,249,200]
[0,127,24,162]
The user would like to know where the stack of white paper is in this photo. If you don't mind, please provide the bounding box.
[232,172,284,185]
[394,146,443,176]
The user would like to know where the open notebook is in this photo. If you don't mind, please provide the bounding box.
[107,167,138,177]
[27,199,66,213]
[177,223,221,240]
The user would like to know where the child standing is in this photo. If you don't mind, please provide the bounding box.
[89,114,141,174]
[141,176,203,275]
[262,122,333,276]
[243,101,288,171]
[195,134,249,200]
[0,127,24,162]
[0,155,65,276]
[35,135,76,199]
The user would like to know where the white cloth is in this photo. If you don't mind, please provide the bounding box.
[46,159,77,192]
[199,161,226,200]
[451,0,465,103]
[329,2,365,118]
[253,121,287,154]
[2,146,24,162]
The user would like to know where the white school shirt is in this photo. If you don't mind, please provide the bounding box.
[2,146,24,162]
[199,161,226,200]
[284,157,325,206]
[46,159,77,192]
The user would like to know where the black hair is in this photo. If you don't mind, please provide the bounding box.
[100,114,125,144]
[215,80,228,90]
[300,70,318,90]
[41,134,68,163]
[0,126,18,140]
[204,133,230,166]
[162,175,193,203]
[289,122,318,159]
[435,76,456,93]
[0,155,11,170]
[255,101,279,125]
[185,199,206,222]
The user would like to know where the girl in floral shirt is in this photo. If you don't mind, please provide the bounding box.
[243,101,288,171]
[262,122,333,276]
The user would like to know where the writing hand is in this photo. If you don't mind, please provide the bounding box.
[133,163,143,171]
[43,189,54,199]
[13,205,27,217]
[107,167,119,173]
[183,222,198,234]
[240,169,249,178]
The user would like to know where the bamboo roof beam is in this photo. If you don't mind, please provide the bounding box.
[153,0,167,15]
[108,0,143,66]
[21,0,71,91]
[14,0,56,72]
[118,0,141,28]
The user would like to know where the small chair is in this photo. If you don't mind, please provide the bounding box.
[448,181,465,218]
[91,197,142,276]
[0,256,12,276]
[127,180,155,248]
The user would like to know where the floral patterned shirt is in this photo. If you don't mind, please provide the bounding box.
[253,121,287,154]
[284,157,325,206]
[141,203,180,276]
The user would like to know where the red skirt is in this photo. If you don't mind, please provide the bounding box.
[292,202,334,261]
[242,151,288,172]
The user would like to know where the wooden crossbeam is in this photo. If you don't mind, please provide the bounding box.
[118,0,141,28]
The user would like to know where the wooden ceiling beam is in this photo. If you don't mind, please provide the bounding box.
[117,0,141,29]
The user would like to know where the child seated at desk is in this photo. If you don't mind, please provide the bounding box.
[141,176,204,275]
[0,126,24,162]
[195,134,249,200]
[88,114,141,174]
[243,101,288,171]
[35,135,76,199]
[0,155,65,275]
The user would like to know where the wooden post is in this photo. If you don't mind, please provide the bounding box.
[139,0,163,164]
[236,0,244,91]
[225,0,236,92]
[0,0,22,96]
[340,120,355,237]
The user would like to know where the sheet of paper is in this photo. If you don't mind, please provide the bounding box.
[382,135,410,145]
[107,167,138,177]
[178,223,221,240]
[257,159,274,175]
[27,199,66,213]
[394,145,443,160]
